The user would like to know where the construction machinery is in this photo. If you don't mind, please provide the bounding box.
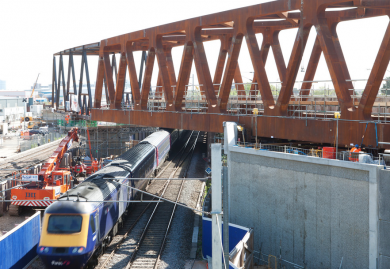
[30,73,40,99]
[26,120,46,129]
[21,116,33,122]
[9,128,79,216]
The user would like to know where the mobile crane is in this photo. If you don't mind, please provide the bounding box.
[9,128,79,216]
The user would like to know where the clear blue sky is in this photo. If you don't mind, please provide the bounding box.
[0,0,388,91]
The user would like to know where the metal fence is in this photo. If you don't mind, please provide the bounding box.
[234,143,388,166]
[112,80,390,124]
[18,132,66,152]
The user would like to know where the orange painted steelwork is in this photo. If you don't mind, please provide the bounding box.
[53,0,390,146]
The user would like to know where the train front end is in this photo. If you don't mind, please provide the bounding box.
[37,200,96,269]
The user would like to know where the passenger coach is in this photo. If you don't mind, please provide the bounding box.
[37,130,175,268]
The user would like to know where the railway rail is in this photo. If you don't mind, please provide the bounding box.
[0,142,61,179]
[94,131,199,269]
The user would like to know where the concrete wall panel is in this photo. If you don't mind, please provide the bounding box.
[379,255,390,268]
[379,220,390,257]
[229,147,380,269]
[379,169,390,221]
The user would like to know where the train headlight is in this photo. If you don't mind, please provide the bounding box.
[77,247,84,253]
[72,247,78,253]
[44,247,49,253]
[39,247,44,253]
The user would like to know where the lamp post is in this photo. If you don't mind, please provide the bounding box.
[22,98,27,131]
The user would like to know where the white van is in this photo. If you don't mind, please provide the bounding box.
[39,126,49,134]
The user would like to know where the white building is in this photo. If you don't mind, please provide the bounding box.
[0,90,37,98]
[29,105,43,117]
[0,106,25,123]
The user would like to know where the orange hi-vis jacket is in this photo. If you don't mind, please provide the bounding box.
[349,147,361,162]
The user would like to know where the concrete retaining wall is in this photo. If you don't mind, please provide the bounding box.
[228,146,384,269]
[378,168,390,267]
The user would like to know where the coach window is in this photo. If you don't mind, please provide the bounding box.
[90,215,96,233]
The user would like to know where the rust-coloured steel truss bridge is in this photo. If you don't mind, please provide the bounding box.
[53,0,390,147]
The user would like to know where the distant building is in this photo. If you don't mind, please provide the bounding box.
[0,90,30,98]
[0,80,6,90]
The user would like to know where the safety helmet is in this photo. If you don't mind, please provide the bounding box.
[95,158,97,161]
[355,144,359,148]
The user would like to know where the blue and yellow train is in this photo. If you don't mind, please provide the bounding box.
[37,130,178,268]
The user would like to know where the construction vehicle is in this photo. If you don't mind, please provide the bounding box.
[26,120,46,129]
[9,128,79,216]
[21,116,33,122]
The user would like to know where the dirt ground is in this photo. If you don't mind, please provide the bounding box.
[0,206,40,236]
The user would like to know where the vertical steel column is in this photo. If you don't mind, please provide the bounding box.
[94,55,105,109]
[112,54,118,84]
[84,50,93,115]
[126,43,142,108]
[175,42,194,111]
[140,48,155,110]
[211,143,222,269]
[58,53,66,111]
[78,47,85,114]
[103,52,116,106]
[138,51,147,88]
[222,166,229,268]
[67,52,78,107]
[114,53,127,109]
[52,56,58,108]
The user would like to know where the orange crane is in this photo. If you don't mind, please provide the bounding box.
[9,128,79,216]
[30,73,40,98]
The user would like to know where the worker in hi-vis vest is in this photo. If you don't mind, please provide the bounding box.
[92,158,99,172]
[349,144,361,162]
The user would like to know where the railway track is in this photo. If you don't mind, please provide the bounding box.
[0,142,61,179]
[94,131,199,269]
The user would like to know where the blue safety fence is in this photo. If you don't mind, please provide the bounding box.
[0,212,41,269]
[202,216,251,269]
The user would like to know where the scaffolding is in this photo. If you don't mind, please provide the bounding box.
[77,124,158,159]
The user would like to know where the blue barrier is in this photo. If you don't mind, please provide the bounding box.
[0,212,41,269]
[202,216,250,268]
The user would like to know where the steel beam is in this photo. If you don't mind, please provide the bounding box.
[94,56,104,109]
[140,48,155,110]
[91,108,390,147]
[126,43,141,108]
[53,0,390,146]
[360,20,390,120]
[114,53,127,109]
[175,42,194,111]
[52,56,58,108]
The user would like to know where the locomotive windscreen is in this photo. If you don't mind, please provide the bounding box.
[47,215,82,234]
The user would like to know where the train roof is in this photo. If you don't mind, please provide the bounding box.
[47,133,159,213]
[140,130,169,147]
[108,142,155,172]
[54,173,123,210]
[45,196,95,214]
